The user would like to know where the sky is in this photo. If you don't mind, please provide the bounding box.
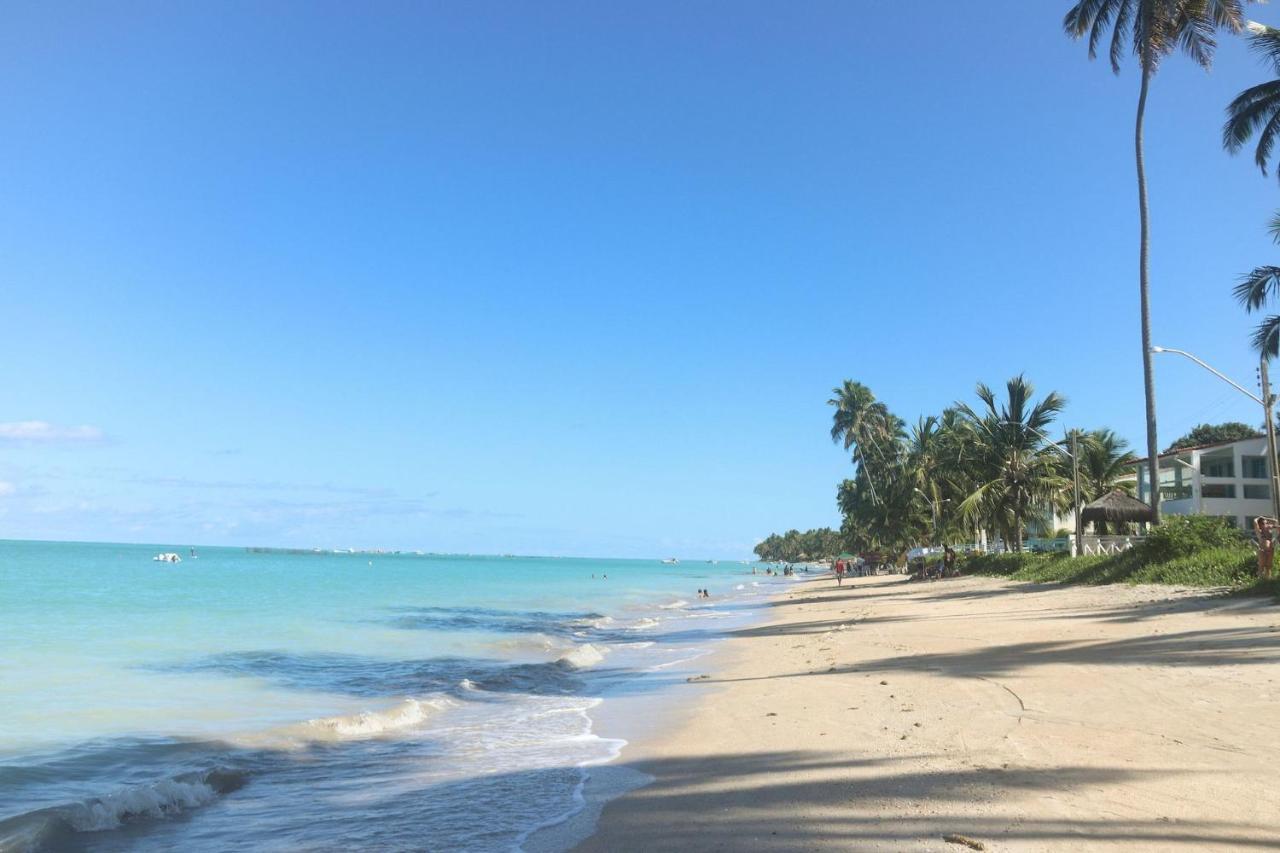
[3,1,1280,558]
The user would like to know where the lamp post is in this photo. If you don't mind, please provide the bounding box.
[1150,346,1280,525]
[913,488,949,546]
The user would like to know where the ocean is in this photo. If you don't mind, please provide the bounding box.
[0,540,785,851]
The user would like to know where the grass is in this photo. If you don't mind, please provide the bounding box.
[961,547,1280,596]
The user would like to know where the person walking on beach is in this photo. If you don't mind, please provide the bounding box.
[943,546,956,578]
[834,560,845,586]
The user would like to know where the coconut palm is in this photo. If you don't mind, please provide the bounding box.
[956,375,1068,552]
[1064,0,1245,523]
[1075,429,1138,533]
[1224,22,1280,180]
[1224,24,1280,356]
[827,380,904,503]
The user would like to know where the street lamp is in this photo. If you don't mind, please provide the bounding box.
[1150,345,1280,525]
[912,488,950,545]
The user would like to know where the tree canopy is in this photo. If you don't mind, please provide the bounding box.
[1163,422,1260,452]
[753,528,842,563]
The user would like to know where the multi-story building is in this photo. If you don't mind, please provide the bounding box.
[1134,435,1274,530]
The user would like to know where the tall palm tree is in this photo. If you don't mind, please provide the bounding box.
[1064,0,1245,523]
[956,375,1068,552]
[1224,23,1280,356]
[828,380,903,503]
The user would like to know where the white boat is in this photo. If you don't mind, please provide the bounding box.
[662,558,679,564]
[153,552,182,563]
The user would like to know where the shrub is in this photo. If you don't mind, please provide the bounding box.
[1140,515,1246,561]
[960,536,1261,591]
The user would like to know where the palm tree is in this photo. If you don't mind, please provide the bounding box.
[956,375,1068,552]
[1075,429,1138,533]
[1224,22,1280,181]
[1224,23,1280,356]
[828,380,903,503]
[1064,0,1245,523]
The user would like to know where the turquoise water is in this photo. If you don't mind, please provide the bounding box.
[0,540,780,851]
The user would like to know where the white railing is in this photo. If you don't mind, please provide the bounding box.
[1079,535,1144,556]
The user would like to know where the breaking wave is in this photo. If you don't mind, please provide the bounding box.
[0,768,247,853]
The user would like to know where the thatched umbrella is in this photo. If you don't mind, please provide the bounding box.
[1080,490,1154,528]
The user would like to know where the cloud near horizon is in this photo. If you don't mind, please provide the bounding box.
[0,421,104,444]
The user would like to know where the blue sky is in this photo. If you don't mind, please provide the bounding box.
[3,1,1279,558]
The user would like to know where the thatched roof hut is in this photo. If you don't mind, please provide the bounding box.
[1080,490,1154,525]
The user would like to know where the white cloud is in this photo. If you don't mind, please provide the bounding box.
[0,482,14,496]
[0,421,104,443]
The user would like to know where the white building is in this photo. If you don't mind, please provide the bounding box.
[1135,435,1274,529]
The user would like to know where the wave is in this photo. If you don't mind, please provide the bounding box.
[558,643,609,669]
[382,606,605,637]
[658,599,688,610]
[0,768,247,853]
[155,650,596,698]
[301,696,453,739]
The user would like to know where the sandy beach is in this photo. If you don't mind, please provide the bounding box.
[575,574,1280,851]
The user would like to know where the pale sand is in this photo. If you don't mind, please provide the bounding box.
[573,574,1280,851]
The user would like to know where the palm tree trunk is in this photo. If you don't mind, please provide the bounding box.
[1136,53,1162,524]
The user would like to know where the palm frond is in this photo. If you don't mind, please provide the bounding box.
[1234,265,1280,311]
[1251,315,1280,357]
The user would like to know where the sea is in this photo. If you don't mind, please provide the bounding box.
[0,540,788,852]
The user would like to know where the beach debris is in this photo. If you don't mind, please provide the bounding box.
[942,834,986,851]
[765,712,777,717]
[879,680,888,685]
[686,674,711,682]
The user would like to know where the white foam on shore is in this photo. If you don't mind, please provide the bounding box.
[658,599,688,610]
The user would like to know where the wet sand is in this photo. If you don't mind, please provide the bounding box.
[574,573,1280,851]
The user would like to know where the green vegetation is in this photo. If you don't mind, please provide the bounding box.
[753,528,841,563]
[828,375,1133,556]
[1164,422,1260,452]
[1226,23,1280,356]
[962,516,1275,593]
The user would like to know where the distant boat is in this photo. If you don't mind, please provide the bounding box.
[153,552,182,563]
[662,558,679,564]
[189,548,198,559]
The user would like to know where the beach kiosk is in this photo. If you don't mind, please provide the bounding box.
[1079,490,1155,554]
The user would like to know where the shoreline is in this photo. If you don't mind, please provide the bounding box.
[571,572,1280,851]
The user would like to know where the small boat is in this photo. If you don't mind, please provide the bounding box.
[153,552,182,563]
[662,557,679,564]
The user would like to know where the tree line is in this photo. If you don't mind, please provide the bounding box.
[753,528,842,563]
[829,376,1135,557]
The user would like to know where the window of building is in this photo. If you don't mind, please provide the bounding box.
[1243,456,1269,479]
[1159,485,1192,501]
[1244,484,1271,500]
[1201,457,1235,478]
[1202,483,1237,499]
